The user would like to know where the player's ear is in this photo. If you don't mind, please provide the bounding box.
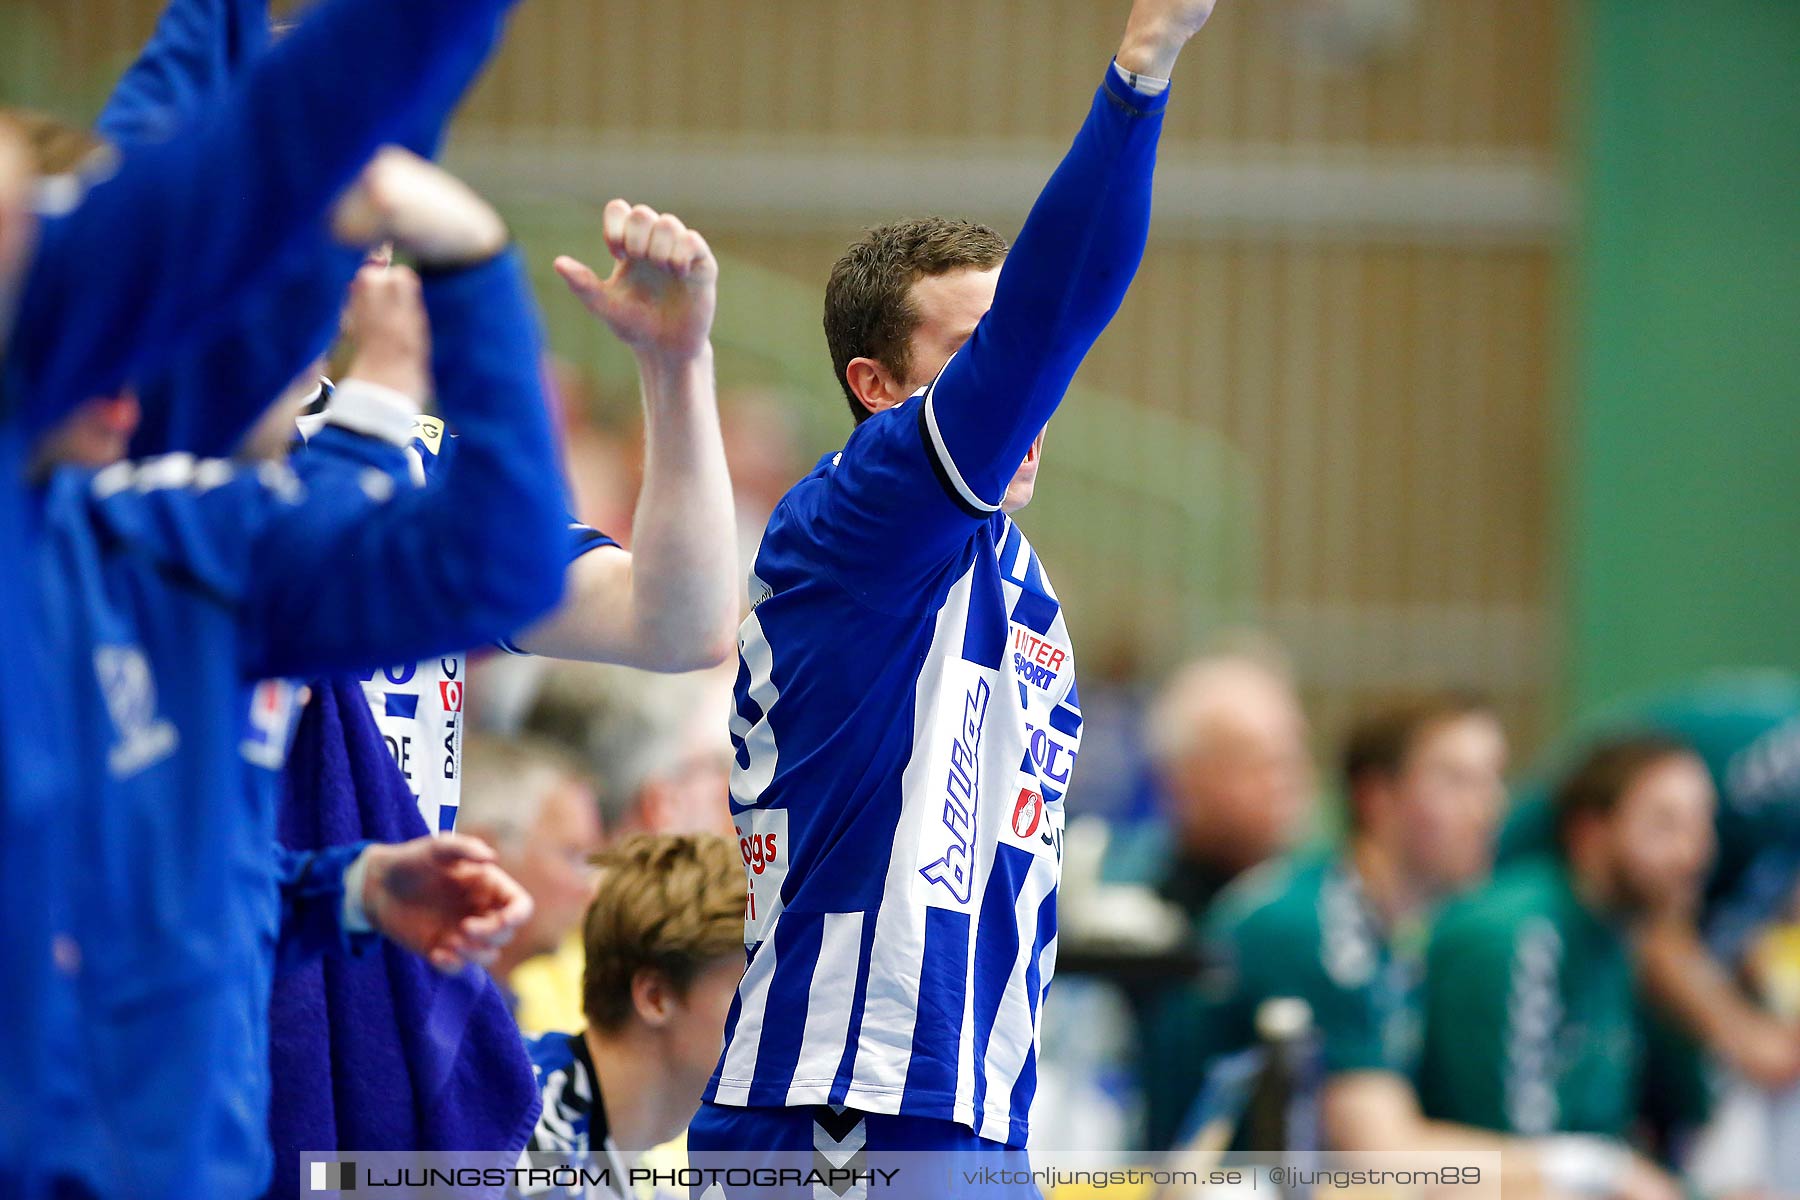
[632,967,674,1028]
[845,357,902,417]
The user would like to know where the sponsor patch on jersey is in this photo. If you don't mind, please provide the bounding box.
[1010,627,1069,691]
[1023,720,1078,795]
[737,808,789,946]
[918,675,991,907]
[241,679,305,771]
[1003,779,1065,861]
[1010,788,1043,839]
[412,414,447,458]
[359,653,464,833]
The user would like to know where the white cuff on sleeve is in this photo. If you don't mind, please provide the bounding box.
[321,379,426,447]
[340,849,376,935]
[1113,61,1171,96]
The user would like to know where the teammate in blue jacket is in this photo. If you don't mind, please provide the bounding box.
[16,153,564,1198]
[690,0,1224,1182]
[0,6,532,1186]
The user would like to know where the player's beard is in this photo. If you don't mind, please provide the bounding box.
[1609,858,1697,921]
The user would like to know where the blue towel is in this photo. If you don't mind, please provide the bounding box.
[264,679,541,1199]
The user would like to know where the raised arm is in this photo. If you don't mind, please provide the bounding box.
[0,121,28,347]
[95,0,342,458]
[103,0,503,456]
[1637,912,1800,1088]
[130,247,364,457]
[505,200,738,671]
[921,0,1217,512]
[96,0,268,146]
[6,0,518,435]
[242,157,567,678]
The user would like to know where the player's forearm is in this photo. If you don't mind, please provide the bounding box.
[272,841,377,973]
[96,0,416,458]
[1405,1123,1560,1200]
[1325,1083,1551,1200]
[9,0,516,432]
[928,65,1168,505]
[1414,1122,1559,1199]
[515,346,739,669]
[1638,918,1746,1043]
[1116,0,1211,80]
[1638,917,1800,1085]
[622,346,739,667]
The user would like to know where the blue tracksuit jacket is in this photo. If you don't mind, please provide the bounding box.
[0,0,529,1192]
[19,248,564,1199]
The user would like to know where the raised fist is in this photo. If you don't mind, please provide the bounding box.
[332,147,508,270]
[1118,0,1222,78]
[553,199,718,363]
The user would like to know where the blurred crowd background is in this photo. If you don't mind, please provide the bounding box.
[9,0,1793,747]
[7,0,1795,1189]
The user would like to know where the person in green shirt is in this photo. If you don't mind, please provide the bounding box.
[1499,673,1800,1100]
[1147,697,1682,1200]
[1143,693,1506,1150]
[1420,735,1716,1169]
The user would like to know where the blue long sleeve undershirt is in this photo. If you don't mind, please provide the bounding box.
[273,841,376,971]
[96,0,503,456]
[6,0,515,437]
[926,65,1170,512]
[95,0,269,147]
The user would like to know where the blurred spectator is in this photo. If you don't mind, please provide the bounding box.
[458,733,604,1013]
[1143,692,1506,1151]
[516,833,744,1194]
[719,386,805,577]
[522,660,735,839]
[1107,645,1313,928]
[1419,735,1714,1196]
[1500,671,1800,1153]
[1149,694,1688,1195]
[497,661,735,1033]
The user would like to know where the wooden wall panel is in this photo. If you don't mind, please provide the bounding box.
[11,0,1568,754]
[16,1,1560,150]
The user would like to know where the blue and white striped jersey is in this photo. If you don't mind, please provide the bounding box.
[516,1030,623,1198]
[705,63,1170,1148]
[707,394,1083,1147]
